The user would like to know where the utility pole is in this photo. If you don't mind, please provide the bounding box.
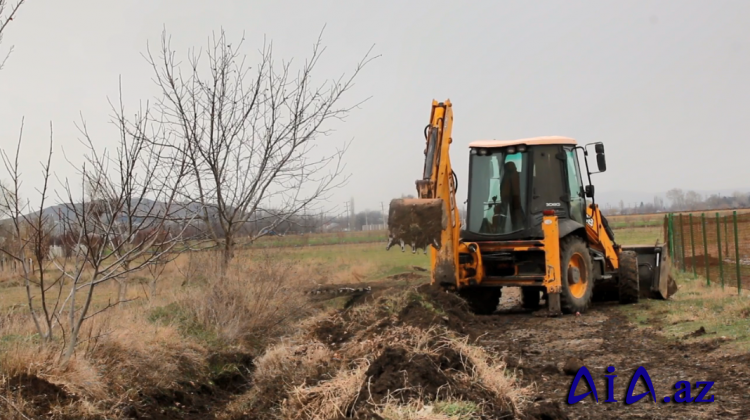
[344,201,350,231]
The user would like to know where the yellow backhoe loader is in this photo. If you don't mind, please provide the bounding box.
[386,100,677,315]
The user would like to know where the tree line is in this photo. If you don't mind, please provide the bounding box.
[601,189,750,216]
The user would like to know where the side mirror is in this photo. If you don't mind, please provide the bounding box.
[596,153,606,172]
[585,185,595,198]
[595,143,604,154]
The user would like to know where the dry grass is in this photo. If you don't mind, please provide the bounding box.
[446,336,531,413]
[0,242,533,419]
[283,359,370,420]
[374,398,480,420]
[0,246,332,418]
[176,251,312,349]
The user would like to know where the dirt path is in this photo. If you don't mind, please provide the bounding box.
[476,288,750,419]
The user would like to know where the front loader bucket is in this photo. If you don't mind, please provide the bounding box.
[621,242,678,300]
[386,198,446,253]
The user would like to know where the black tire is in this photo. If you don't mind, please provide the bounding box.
[521,287,542,309]
[618,251,639,304]
[560,236,594,314]
[458,286,501,315]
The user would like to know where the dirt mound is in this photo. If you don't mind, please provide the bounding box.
[7,373,71,412]
[521,401,571,420]
[356,346,470,405]
[208,351,254,393]
[121,351,254,420]
[314,317,356,346]
[396,283,490,338]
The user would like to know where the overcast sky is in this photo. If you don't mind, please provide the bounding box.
[1,0,748,214]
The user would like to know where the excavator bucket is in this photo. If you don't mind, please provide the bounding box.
[621,241,678,300]
[386,198,446,253]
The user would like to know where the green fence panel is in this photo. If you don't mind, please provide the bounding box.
[734,211,742,295]
[716,213,724,289]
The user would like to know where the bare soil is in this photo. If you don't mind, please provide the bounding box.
[313,281,750,419]
[8,275,749,419]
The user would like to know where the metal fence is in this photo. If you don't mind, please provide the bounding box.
[666,211,750,294]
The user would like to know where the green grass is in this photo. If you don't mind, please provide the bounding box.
[618,270,750,353]
[147,302,220,346]
[609,219,664,229]
[274,242,430,281]
[612,227,663,245]
[433,400,479,418]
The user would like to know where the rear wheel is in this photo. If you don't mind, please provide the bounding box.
[618,251,639,304]
[458,286,501,315]
[560,236,594,314]
[521,287,542,309]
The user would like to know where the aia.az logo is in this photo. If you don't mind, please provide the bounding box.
[568,366,714,404]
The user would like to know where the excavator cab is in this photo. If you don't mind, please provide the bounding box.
[386,100,676,315]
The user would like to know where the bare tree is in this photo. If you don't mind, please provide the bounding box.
[0,92,192,364]
[666,188,685,210]
[139,28,377,272]
[0,122,64,342]
[0,0,25,71]
[684,190,702,211]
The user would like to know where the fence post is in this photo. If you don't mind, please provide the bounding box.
[716,212,724,290]
[724,215,730,256]
[679,214,686,270]
[689,213,697,279]
[734,211,742,295]
[667,213,674,261]
[702,213,710,285]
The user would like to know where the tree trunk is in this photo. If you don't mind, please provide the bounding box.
[221,236,235,278]
[60,331,77,366]
[117,278,128,306]
[117,261,130,307]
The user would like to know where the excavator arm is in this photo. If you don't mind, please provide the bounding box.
[386,100,462,286]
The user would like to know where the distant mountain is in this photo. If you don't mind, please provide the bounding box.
[2,198,278,233]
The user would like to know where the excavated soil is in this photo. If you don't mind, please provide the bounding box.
[307,278,750,419]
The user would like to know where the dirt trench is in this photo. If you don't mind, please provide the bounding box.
[478,288,750,419]
[277,280,750,419]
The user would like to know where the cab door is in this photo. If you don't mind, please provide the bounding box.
[564,148,586,225]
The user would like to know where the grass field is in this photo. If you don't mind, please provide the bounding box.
[0,222,745,418]
[619,270,750,354]
[0,225,662,312]
[606,208,750,229]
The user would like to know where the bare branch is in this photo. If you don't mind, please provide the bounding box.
[135,26,377,272]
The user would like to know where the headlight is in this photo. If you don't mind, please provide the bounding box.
[517,144,526,152]
[507,146,516,154]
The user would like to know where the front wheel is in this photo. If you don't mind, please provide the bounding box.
[618,251,639,304]
[560,236,594,314]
